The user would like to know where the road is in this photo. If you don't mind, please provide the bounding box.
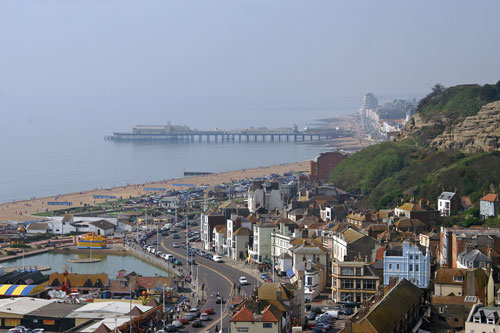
[147,227,258,333]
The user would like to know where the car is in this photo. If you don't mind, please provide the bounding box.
[165,324,177,332]
[187,259,195,265]
[192,320,202,328]
[174,259,182,265]
[215,296,223,304]
[185,313,196,321]
[204,307,214,315]
[8,329,24,333]
[200,313,209,321]
[260,273,269,280]
[173,233,180,239]
[306,312,317,320]
[213,255,223,262]
[314,322,331,330]
[189,307,201,315]
[152,240,158,245]
[239,276,249,285]
[172,320,183,328]
[178,317,188,325]
[311,307,323,315]
[173,243,180,248]
[33,330,45,333]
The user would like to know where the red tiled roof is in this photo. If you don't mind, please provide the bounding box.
[261,304,281,322]
[480,194,499,202]
[231,306,253,322]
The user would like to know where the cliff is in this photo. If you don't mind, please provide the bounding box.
[430,101,500,152]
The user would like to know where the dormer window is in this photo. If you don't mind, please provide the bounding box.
[453,276,463,282]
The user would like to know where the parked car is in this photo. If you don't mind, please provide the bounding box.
[204,307,214,315]
[173,243,180,248]
[213,255,223,262]
[200,313,209,321]
[165,324,177,332]
[173,233,180,239]
[185,313,196,321]
[192,320,202,328]
[239,276,249,285]
[215,296,223,304]
[178,317,188,325]
[260,273,269,280]
[172,320,183,328]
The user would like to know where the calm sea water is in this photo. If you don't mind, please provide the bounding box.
[0,109,330,203]
[3,252,170,277]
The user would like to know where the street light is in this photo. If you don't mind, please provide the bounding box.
[163,284,168,329]
[219,291,223,333]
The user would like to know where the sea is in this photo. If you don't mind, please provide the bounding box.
[0,105,341,203]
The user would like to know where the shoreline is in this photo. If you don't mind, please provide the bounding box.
[0,161,309,222]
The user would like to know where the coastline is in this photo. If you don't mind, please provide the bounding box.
[0,161,309,222]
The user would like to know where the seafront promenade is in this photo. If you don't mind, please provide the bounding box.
[0,161,308,222]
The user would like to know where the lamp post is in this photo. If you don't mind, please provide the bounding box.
[163,284,167,328]
[219,292,223,333]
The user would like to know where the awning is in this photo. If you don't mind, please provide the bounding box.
[0,284,44,296]
[286,270,295,278]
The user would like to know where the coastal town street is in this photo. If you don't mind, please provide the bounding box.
[159,230,258,332]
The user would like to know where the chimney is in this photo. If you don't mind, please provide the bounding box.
[388,277,398,289]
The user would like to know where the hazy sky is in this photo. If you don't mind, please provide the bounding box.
[1,0,500,129]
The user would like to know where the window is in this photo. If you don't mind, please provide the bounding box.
[341,279,354,289]
[306,276,313,286]
[409,255,413,259]
[487,318,494,324]
[341,267,354,276]
[263,323,272,328]
[356,268,361,276]
[356,280,361,289]
[333,266,337,274]
[453,275,463,282]
[439,307,444,314]
[416,265,419,272]
[415,255,419,260]
[363,280,376,290]
[396,264,400,271]
[389,263,393,270]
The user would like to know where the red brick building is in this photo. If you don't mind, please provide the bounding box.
[309,151,347,182]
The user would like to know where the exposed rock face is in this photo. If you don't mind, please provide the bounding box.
[430,101,500,152]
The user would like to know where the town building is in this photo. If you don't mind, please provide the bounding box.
[465,303,500,333]
[331,261,380,303]
[394,200,439,227]
[480,193,500,220]
[345,278,424,333]
[309,151,347,182]
[248,223,277,263]
[383,242,431,288]
[327,227,378,262]
[248,181,284,213]
[200,211,225,251]
[438,191,460,216]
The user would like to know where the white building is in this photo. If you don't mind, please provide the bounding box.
[212,225,227,256]
[438,191,458,217]
[465,303,500,333]
[248,223,277,263]
[271,219,298,262]
[480,194,499,220]
[248,181,284,213]
[232,227,251,261]
[227,215,253,259]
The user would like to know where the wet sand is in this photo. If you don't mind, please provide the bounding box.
[0,161,309,222]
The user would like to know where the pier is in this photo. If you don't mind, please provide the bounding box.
[105,124,340,143]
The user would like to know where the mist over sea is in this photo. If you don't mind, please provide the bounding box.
[0,103,342,203]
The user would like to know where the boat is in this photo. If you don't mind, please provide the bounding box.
[77,233,107,249]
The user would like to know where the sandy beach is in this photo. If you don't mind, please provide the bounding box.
[0,161,309,222]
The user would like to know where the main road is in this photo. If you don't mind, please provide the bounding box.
[156,229,258,333]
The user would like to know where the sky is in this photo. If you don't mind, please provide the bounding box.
[1,0,500,130]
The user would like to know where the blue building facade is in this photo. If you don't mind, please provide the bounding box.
[383,242,430,288]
